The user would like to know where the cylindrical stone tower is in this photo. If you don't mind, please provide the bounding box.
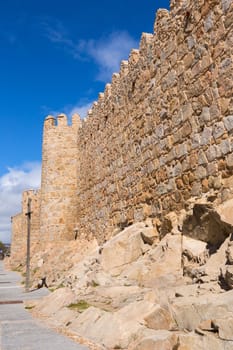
[40,113,81,241]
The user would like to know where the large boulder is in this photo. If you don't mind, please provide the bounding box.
[216,198,233,226]
[136,234,183,288]
[100,222,158,276]
[182,235,208,266]
[177,332,231,350]
[204,236,229,280]
[33,287,76,317]
[132,331,178,350]
[144,305,176,331]
[212,317,233,341]
[69,300,159,349]
[171,290,233,331]
[182,203,233,248]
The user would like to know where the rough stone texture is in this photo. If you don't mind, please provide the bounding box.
[10,190,40,265]
[144,305,175,331]
[73,0,233,243]
[40,114,81,241]
[212,317,233,341]
[132,331,177,350]
[100,222,155,276]
[22,201,233,350]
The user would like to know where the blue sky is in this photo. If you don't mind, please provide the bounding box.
[0,0,170,243]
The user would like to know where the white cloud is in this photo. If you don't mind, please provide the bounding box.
[0,162,41,244]
[42,19,84,59]
[86,31,137,81]
[67,101,94,119]
[43,101,94,121]
[43,20,137,82]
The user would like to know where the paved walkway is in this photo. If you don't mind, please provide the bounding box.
[0,261,89,350]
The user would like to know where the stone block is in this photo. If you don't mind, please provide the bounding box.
[199,107,210,122]
[198,150,208,165]
[226,153,233,169]
[206,145,221,162]
[213,122,226,140]
[144,306,175,331]
[195,166,207,180]
[200,127,212,146]
[224,115,233,132]
[191,182,202,196]
[207,163,218,176]
[192,134,200,149]
[175,143,187,158]
[212,318,233,341]
[222,0,232,12]
[220,139,231,155]
[181,122,192,138]
[173,162,182,177]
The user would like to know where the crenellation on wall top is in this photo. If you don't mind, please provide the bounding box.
[90,101,98,116]
[22,189,40,199]
[139,32,154,54]
[112,73,120,87]
[104,83,112,98]
[154,8,170,34]
[72,113,82,128]
[128,49,140,67]
[87,109,93,118]
[44,113,82,130]
[120,60,129,77]
[57,113,68,126]
[44,115,56,128]
[112,72,120,80]
[140,32,154,43]
[99,92,104,100]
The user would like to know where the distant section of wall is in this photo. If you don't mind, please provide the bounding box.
[40,114,81,241]
[10,190,40,265]
[10,213,23,265]
[75,0,233,243]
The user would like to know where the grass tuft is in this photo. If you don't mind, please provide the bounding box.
[25,305,35,310]
[67,300,90,312]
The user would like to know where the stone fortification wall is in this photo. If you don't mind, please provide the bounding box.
[10,213,23,264]
[10,190,40,265]
[40,114,81,241]
[75,0,233,243]
[10,0,233,251]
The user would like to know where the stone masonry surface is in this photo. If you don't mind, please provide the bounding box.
[75,0,233,243]
[11,190,40,264]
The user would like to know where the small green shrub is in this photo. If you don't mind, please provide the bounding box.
[25,305,35,310]
[67,300,90,312]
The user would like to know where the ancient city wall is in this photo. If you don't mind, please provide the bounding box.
[10,190,41,264]
[40,114,81,241]
[10,0,233,252]
[10,213,23,264]
[75,0,233,243]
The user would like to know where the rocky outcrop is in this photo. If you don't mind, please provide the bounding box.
[23,198,233,349]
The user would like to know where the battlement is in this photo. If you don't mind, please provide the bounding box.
[44,115,56,128]
[44,113,81,129]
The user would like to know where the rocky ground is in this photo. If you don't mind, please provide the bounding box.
[8,193,233,349]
